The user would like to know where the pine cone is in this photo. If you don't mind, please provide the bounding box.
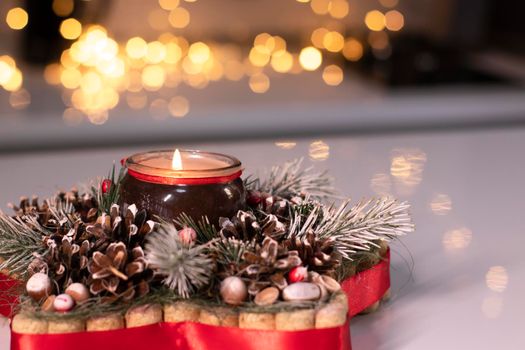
[219,211,261,241]
[242,237,302,295]
[85,204,156,245]
[284,231,340,275]
[87,243,153,301]
[247,191,291,217]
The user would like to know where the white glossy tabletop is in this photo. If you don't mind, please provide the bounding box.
[0,127,524,349]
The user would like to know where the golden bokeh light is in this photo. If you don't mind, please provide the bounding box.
[44,64,62,85]
[52,0,74,17]
[365,10,386,31]
[87,110,109,125]
[323,31,345,52]
[309,140,330,161]
[60,18,82,40]
[485,266,508,293]
[146,41,167,64]
[60,68,81,89]
[299,47,322,71]
[311,27,329,48]
[169,7,190,28]
[188,42,210,64]
[159,0,180,11]
[390,148,427,187]
[126,37,148,59]
[249,73,270,93]
[310,0,331,15]
[0,61,13,85]
[3,68,23,91]
[169,96,189,117]
[164,42,183,64]
[342,38,363,61]
[6,7,28,30]
[80,71,102,94]
[385,10,404,31]
[275,141,297,149]
[322,65,343,86]
[142,65,166,90]
[249,47,270,67]
[9,88,31,109]
[271,51,293,73]
[430,194,452,215]
[329,0,349,19]
[442,228,472,251]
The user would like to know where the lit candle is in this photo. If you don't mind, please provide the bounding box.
[119,149,246,225]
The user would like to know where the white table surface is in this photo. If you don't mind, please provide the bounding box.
[0,127,524,349]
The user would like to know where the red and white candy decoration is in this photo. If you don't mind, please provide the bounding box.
[288,266,308,283]
[53,293,75,312]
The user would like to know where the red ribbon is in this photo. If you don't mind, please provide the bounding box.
[127,169,243,185]
[0,273,18,318]
[12,320,351,350]
[343,249,391,317]
[6,251,390,350]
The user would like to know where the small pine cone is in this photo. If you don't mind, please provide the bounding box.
[284,232,340,275]
[247,191,290,217]
[219,211,261,241]
[242,237,302,295]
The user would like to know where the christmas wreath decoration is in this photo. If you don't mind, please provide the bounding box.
[0,158,414,349]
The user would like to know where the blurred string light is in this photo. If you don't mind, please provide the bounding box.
[36,0,407,121]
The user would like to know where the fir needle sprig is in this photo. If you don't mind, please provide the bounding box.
[0,213,49,277]
[245,158,336,200]
[288,198,415,260]
[91,164,126,215]
[145,222,214,298]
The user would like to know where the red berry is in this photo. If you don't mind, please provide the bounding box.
[288,266,308,283]
[247,191,262,206]
[101,179,112,194]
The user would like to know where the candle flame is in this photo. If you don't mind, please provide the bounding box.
[172,149,183,170]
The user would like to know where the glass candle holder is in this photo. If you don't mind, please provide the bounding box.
[119,149,246,225]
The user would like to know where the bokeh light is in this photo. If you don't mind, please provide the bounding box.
[322,65,343,86]
[168,96,190,117]
[6,7,28,30]
[249,73,270,93]
[60,18,82,40]
[52,0,74,17]
[385,10,404,31]
[299,47,322,71]
[169,7,190,28]
[323,31,345,52]
[342,38,363,61]
[365,10,386,31]
[309,140,330,160]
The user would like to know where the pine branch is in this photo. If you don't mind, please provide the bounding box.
[0,213,49,277]
[288,198,415,260]
[213,237,255,268]
[245,158,336,200]
[91,164,126,214]
[175,213,219,243]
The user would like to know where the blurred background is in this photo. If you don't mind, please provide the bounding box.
[0,0,524,152]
